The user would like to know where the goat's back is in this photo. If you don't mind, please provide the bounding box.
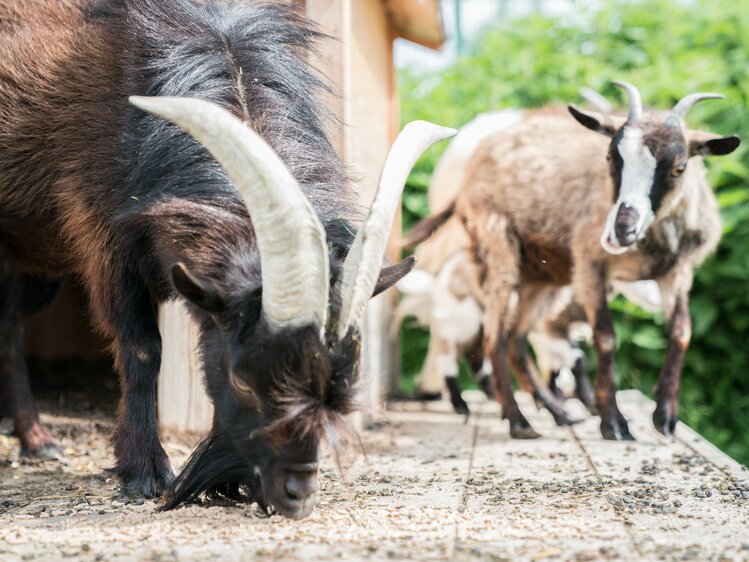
[457,107,612,247]
[0,0,351,280]
[0,0,120,273]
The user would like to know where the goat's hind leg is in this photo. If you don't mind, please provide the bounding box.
[0,264,62,459]
[485,323,539,439]
[508,331,582,426]
[482,285,539,438]
[469,217,538,438]
[508,286,581,426]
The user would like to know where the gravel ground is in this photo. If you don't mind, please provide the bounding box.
[1,391,748,562]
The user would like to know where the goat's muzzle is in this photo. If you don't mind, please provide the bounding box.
[269,462,319,519]
[613,203,640,247]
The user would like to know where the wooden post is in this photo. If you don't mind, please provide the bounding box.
[157,302,212,434]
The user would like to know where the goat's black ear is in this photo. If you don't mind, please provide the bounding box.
[568,105,616,137]
[372,256,416,298]
[171,263,225,313]
[689,135,740,157]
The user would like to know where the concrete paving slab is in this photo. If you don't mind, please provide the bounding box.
[1,391,746,561]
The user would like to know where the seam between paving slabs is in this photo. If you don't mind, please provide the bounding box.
[452,408,482,558]
[569,424,645,560]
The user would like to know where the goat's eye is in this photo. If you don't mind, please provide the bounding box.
[671,164,686,177]
[606,152,612,162]
[229,371,259,405]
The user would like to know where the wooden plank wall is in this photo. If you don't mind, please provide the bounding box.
[157,301,212,433]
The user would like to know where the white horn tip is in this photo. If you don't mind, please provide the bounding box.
[402,120,457,143]
[128,95,183,117]
[128,95,197,115]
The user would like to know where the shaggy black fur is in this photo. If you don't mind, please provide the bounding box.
[0,0,413,515]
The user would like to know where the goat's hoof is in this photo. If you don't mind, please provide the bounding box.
[121,465,175,499]
[600,417,635,441]
[478,376,495,400]
[450,399,470,417]
[445,376,469,416]
[509,419,541,439]
[122,474,171,498]
[653,401,678,437]
[21,442,64,461]
[552,411,583,427]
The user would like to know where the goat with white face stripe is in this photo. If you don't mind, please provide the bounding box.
[568,82,739,437]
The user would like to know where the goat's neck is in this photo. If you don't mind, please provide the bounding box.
[144,198,261,299]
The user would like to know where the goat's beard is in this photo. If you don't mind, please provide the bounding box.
[260,368,361,460]
[160,428,266,512]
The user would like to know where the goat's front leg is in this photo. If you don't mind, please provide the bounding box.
[592,293,633,440]
[548,369,565,401]
[653,278,692,437]
[100,283,173,497]
[577,264,633,440]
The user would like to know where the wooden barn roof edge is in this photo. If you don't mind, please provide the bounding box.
[384,0,446,50]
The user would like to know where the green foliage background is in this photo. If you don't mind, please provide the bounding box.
[398,0,749,464]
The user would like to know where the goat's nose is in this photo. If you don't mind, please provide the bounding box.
[284,470,318,502]
[614,204,640,246]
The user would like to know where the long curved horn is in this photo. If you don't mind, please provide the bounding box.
[612,80,643,122]
[129,96,330,334]
[337,121,456,339]
[670,92,724,121]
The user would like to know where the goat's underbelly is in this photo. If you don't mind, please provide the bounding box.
[519,238,572,285]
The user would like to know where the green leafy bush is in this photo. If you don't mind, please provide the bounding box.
[399,0,749,464]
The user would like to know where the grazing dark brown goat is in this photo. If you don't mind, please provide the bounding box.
[408,82,739,441]
[0,0,453,518]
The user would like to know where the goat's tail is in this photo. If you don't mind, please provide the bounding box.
[402,202,456,248]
